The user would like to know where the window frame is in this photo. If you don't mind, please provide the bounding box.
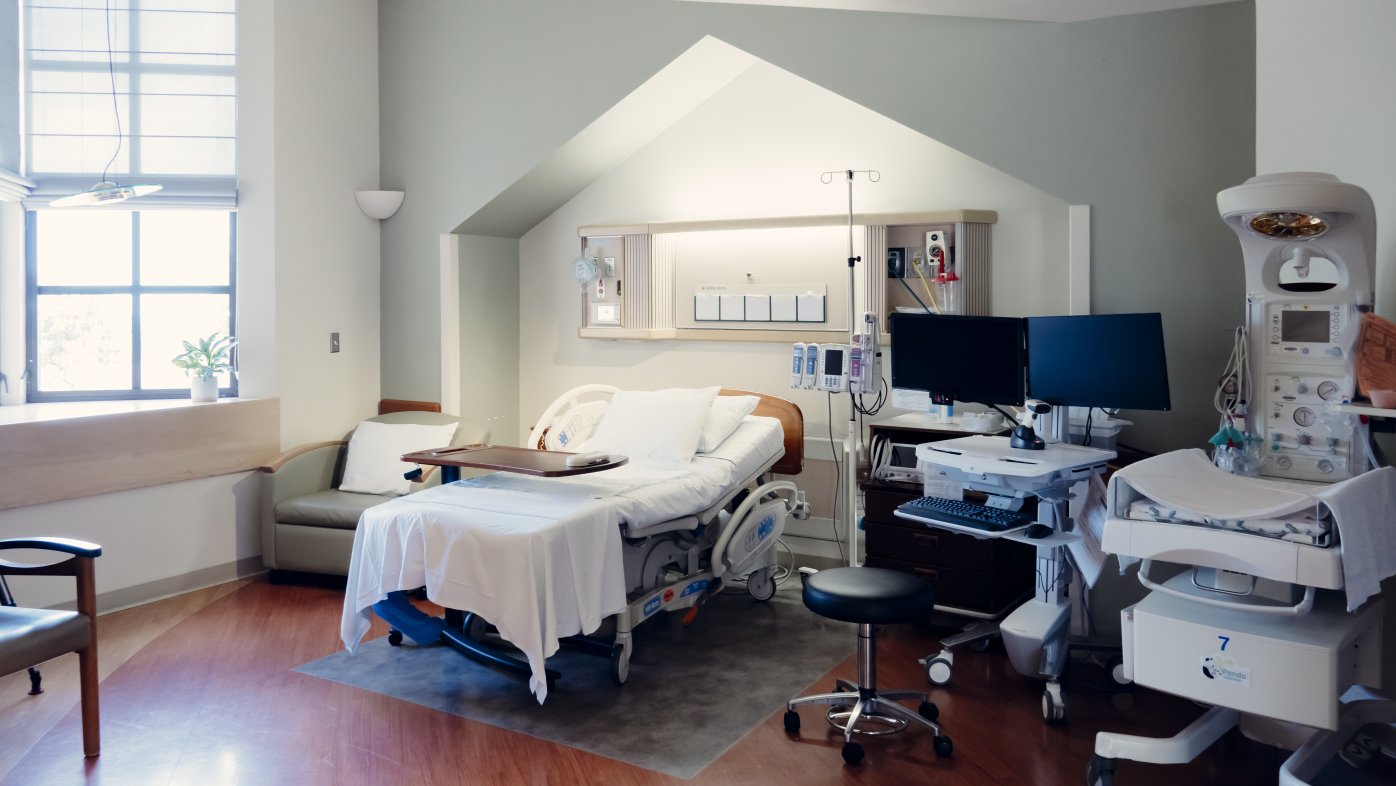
[24,208,238,402]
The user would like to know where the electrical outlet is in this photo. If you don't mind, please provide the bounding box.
[330,332,340,353]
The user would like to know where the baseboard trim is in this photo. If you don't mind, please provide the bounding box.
[48,556,266,615]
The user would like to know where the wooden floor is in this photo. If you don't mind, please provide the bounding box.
[0,577,1289,785]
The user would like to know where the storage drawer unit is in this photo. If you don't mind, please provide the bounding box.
[863,485,1034,616]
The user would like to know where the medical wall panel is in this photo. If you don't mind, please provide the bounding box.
[578,210,994,342]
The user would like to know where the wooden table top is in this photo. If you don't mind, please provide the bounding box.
[400,444,628,477]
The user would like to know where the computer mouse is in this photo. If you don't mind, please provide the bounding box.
[1025,524,1054,539]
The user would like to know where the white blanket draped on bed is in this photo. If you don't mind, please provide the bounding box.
[340,416,785,703]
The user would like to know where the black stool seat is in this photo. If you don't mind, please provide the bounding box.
[803,567,935,625]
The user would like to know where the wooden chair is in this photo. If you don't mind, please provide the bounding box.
[0,537,102,757]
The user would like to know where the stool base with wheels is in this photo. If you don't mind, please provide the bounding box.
[783,567,953,765]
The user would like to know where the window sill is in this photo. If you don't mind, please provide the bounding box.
[0,396,253,427]
[0,397,280,511]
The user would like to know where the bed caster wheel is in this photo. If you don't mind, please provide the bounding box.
[919,701,939,721]
[970,637,992,652]
[1087,754,1116,786]
[783,710,801,734]
[1107,656,1131,686]
[747,566,777,601]
[609,643,630,686]
[465,614,490,643]
[933,735,954,758]
[1043,683,1067,723]
[841,741,864,765]
[925,656,953,686]
[387,629,403,647]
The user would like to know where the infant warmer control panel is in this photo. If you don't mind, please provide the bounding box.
[1263,372,1355,481]
[1265,303,1348,360]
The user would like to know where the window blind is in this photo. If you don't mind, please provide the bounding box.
[22,0,236,206]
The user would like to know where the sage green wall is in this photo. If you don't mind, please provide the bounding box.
[378,0,1254,453]
[457,233,520,442]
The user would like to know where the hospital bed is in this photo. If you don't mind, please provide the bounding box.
[1089,449,1396,785]
[339,386,808,702]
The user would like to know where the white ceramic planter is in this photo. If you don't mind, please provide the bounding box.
[191,376,219,402]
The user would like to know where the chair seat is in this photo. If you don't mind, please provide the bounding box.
[802,567,935,625]
[275,489,391,529]
[0,607,89,677]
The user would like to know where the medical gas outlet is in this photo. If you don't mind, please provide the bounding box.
[1262,373,1355,481]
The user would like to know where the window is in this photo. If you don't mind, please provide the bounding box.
[14,1,238,402]
[23,0,237,194]
[26,208,235,400]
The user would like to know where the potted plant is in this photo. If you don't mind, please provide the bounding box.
[172,332,236,402]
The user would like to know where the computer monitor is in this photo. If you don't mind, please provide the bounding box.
[1026,313,1171,411]
[889,313,1026,406]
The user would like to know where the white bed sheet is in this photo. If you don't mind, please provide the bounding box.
[340,416,785,702]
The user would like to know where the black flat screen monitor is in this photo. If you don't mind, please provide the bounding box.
[889,313,1026,406]
[1026,313,1171,411]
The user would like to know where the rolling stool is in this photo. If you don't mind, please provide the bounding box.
[784,566,953,765]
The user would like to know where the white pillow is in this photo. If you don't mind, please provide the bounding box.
[697,395,760,452]
[581,387,718,468]
[339,420,460,496]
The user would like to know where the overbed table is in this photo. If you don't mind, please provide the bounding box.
[401,444,629,483]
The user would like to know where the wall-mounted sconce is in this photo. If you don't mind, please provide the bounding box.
[355,190,405,220]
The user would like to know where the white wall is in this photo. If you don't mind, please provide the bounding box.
[0,473,260,610]
[0,1,383,612]
[1256,0,1396,316]
[1256,0,1396,686]
[239,0,383,449]
[517,62,1069,438]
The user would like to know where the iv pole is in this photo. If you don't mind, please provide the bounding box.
[821,168,880,567]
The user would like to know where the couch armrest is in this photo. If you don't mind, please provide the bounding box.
[260,440,345,473]
[260,442,346,571]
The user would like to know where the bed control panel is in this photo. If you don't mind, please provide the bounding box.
[1262,372,1356,482]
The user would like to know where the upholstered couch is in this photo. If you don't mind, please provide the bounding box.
[259,407,487,578]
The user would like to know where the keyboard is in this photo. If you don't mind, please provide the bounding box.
[895,495,1031,533]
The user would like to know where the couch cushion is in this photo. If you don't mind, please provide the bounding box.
[275,489,390,529]
[0,607,89,677]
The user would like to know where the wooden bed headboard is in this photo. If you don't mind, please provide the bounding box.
[720,388,804,476]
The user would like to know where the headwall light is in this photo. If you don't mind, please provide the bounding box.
[1248,211,1328,239]
[354,190,406,220]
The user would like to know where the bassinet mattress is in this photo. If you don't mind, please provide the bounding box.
[340,416,785,702]
[1125,499,1333,547]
